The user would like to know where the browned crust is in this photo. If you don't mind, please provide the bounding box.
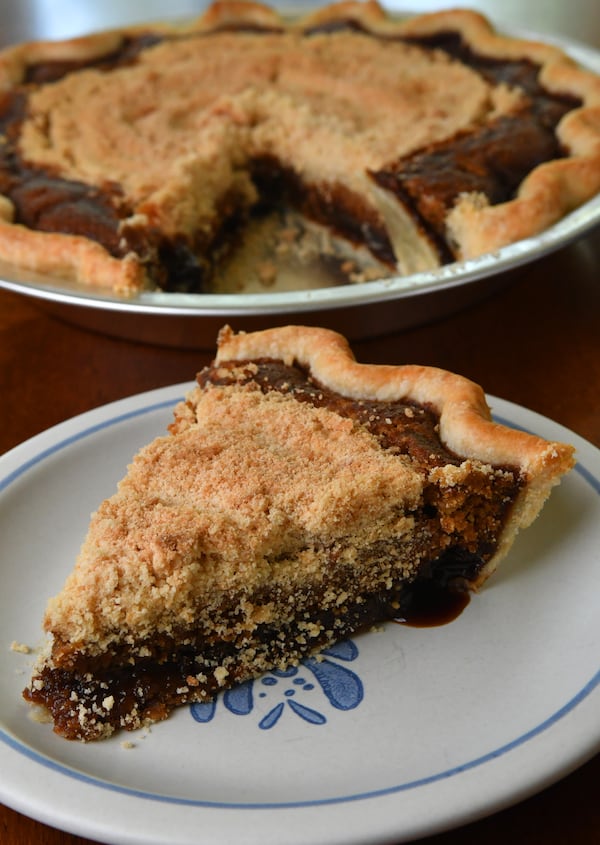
[0,0,598,289]
[196,0,283,30]
[215,325,575,584]
[214,324,573,475]
[0,216,146,293]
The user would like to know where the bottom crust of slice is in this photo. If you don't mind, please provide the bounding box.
[24,548,483,741]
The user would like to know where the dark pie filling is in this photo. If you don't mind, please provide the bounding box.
[23,33,166,85]
[25,360,523,739]
[8,171,130,254]
[0,20,582,291]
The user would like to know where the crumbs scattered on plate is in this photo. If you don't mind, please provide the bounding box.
[28,706,52,725]
[10,641,32,654]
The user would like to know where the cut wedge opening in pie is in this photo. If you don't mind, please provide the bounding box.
[23,326,575,740]
[1,1,599,293]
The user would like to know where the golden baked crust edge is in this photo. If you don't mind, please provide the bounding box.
[215,324,575,585]
[214,325,574,475]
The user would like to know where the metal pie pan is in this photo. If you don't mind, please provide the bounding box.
[1,192,599,348]
[1,28,599,348]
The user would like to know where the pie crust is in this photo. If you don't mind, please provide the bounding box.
[1,1,599,293]
[23,325,574,740]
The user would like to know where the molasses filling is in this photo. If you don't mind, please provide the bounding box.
[9,173,129,254]
[1,2,596,293]
[25,581,468,740]
[372,109,563,257]
[200,358,464,468]
[198,357,523,573]
[249,155,398,267]
[370,38,579,254]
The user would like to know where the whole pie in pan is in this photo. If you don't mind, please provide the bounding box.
[1,1,599,294]
[24,325,575,740]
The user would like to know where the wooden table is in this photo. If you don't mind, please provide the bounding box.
[1,226,599,843]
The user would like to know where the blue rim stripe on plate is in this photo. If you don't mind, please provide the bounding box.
[0,399,598,809]
[1,668,598,810]
[0,397,180,495]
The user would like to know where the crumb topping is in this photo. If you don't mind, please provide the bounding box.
[10,640,31,654]
[44,386,423,650]
[17,30,500,241]
[20,31,494,209]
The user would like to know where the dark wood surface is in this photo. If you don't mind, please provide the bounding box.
[1,226,599,843]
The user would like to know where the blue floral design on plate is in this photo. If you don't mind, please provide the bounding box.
[190,640,363,729]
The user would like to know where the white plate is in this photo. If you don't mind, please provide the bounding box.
[0,387,598,845]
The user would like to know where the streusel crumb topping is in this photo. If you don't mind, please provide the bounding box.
[44,386,422,648]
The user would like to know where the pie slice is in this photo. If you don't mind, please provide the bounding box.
[1,1,599,293]
[24,325,575,740]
